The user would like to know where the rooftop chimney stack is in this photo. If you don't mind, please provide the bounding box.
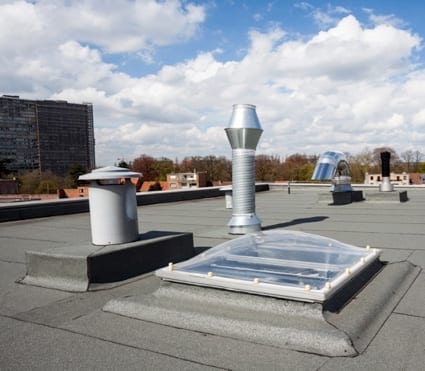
[225,104,263,234]
[379,151,394,192]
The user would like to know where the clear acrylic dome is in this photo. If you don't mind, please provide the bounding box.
[156,230,381,302]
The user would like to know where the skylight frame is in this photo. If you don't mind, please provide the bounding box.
[156,230,381,303]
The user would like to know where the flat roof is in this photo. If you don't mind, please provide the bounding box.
[1,185,425,369]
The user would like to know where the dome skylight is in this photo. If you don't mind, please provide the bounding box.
[156,230,381,302]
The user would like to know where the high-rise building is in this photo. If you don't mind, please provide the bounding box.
[0,95,95,176]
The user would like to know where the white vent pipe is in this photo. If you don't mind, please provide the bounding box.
[225,104,263,234]
[79,166,142,245]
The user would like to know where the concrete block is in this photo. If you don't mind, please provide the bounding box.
[364,190,408,202]
[20,231,194,292]
[318,190,364,205]
[104,281,357,357]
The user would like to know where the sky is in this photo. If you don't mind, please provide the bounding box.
[1,0,425,166]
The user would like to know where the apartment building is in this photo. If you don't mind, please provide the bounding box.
[167,171,207,189]
[0,95,95,176]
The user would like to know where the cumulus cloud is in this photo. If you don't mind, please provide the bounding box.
[0,0,205,95]
[0,1,423,165]
[0,0,205,53]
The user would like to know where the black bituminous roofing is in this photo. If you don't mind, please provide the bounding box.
[1,185,425,369]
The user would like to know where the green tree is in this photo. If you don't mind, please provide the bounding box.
[117,159,129,168]
[154,157,175,181]
[17,170,40,194]
[417,162,425,173]
[17,170,64,194]
[0,159,13,177]
[282,153,317,181]
[298,162,315,181]
[65,163,87,188]
[148,181,162,191]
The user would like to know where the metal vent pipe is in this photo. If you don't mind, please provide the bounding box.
[380,151,394,192]
[225,104,263,234]
[312,151,352,192]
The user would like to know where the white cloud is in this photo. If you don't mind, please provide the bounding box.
[412,109,425,128]
[0,2,424,166]
[87,15,424,163]
[296,2,352,29]
[363,8,406,28]
[275,16,420,80]
[29,0,205,53]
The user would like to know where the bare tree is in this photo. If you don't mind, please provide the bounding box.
[414,151,424,172]
[401,150,415,172]
[372,147,399,165]
[255,155,281,181]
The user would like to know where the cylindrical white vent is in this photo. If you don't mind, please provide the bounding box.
[225,104,263,234]
[79,166,142,245]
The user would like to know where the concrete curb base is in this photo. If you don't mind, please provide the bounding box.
[318,190,364,205]
[364,190,408,202]
[325,261,420,354]
[103,261,419,357]
[20,231,194,292]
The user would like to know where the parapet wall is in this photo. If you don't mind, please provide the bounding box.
[0,184,269,222]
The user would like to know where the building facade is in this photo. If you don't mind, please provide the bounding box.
[364,172,410,185]
[0,95,95,176]
[167,171,207,189]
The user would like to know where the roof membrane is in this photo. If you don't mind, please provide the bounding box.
[156,230,381,302]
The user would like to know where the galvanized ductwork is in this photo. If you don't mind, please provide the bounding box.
[225,104,263,234]
[312,151,353,192]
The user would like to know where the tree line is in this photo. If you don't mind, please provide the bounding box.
[2,147,424,194]
[0,163,87,194]
[128,147,425,184]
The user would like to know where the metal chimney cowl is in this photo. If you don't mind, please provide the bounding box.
[380,151,394,192]
[312,151,353,192]
[225,104,263,234]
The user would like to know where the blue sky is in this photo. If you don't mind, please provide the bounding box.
[1,0,425,166]
[110,1,425,76]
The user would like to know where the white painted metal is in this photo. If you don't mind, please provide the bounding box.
[220,186,233,209]
[380,177,394,192]
[79,166,142,245]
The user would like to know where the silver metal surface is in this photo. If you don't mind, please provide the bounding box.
[312,151,352,192]
[225,103,262,129]
[225,104,263,234]
[380,177,394,192]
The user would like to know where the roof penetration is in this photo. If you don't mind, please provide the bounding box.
[157,230,381,302]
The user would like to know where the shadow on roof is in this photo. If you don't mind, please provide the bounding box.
[262,216,329,230]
